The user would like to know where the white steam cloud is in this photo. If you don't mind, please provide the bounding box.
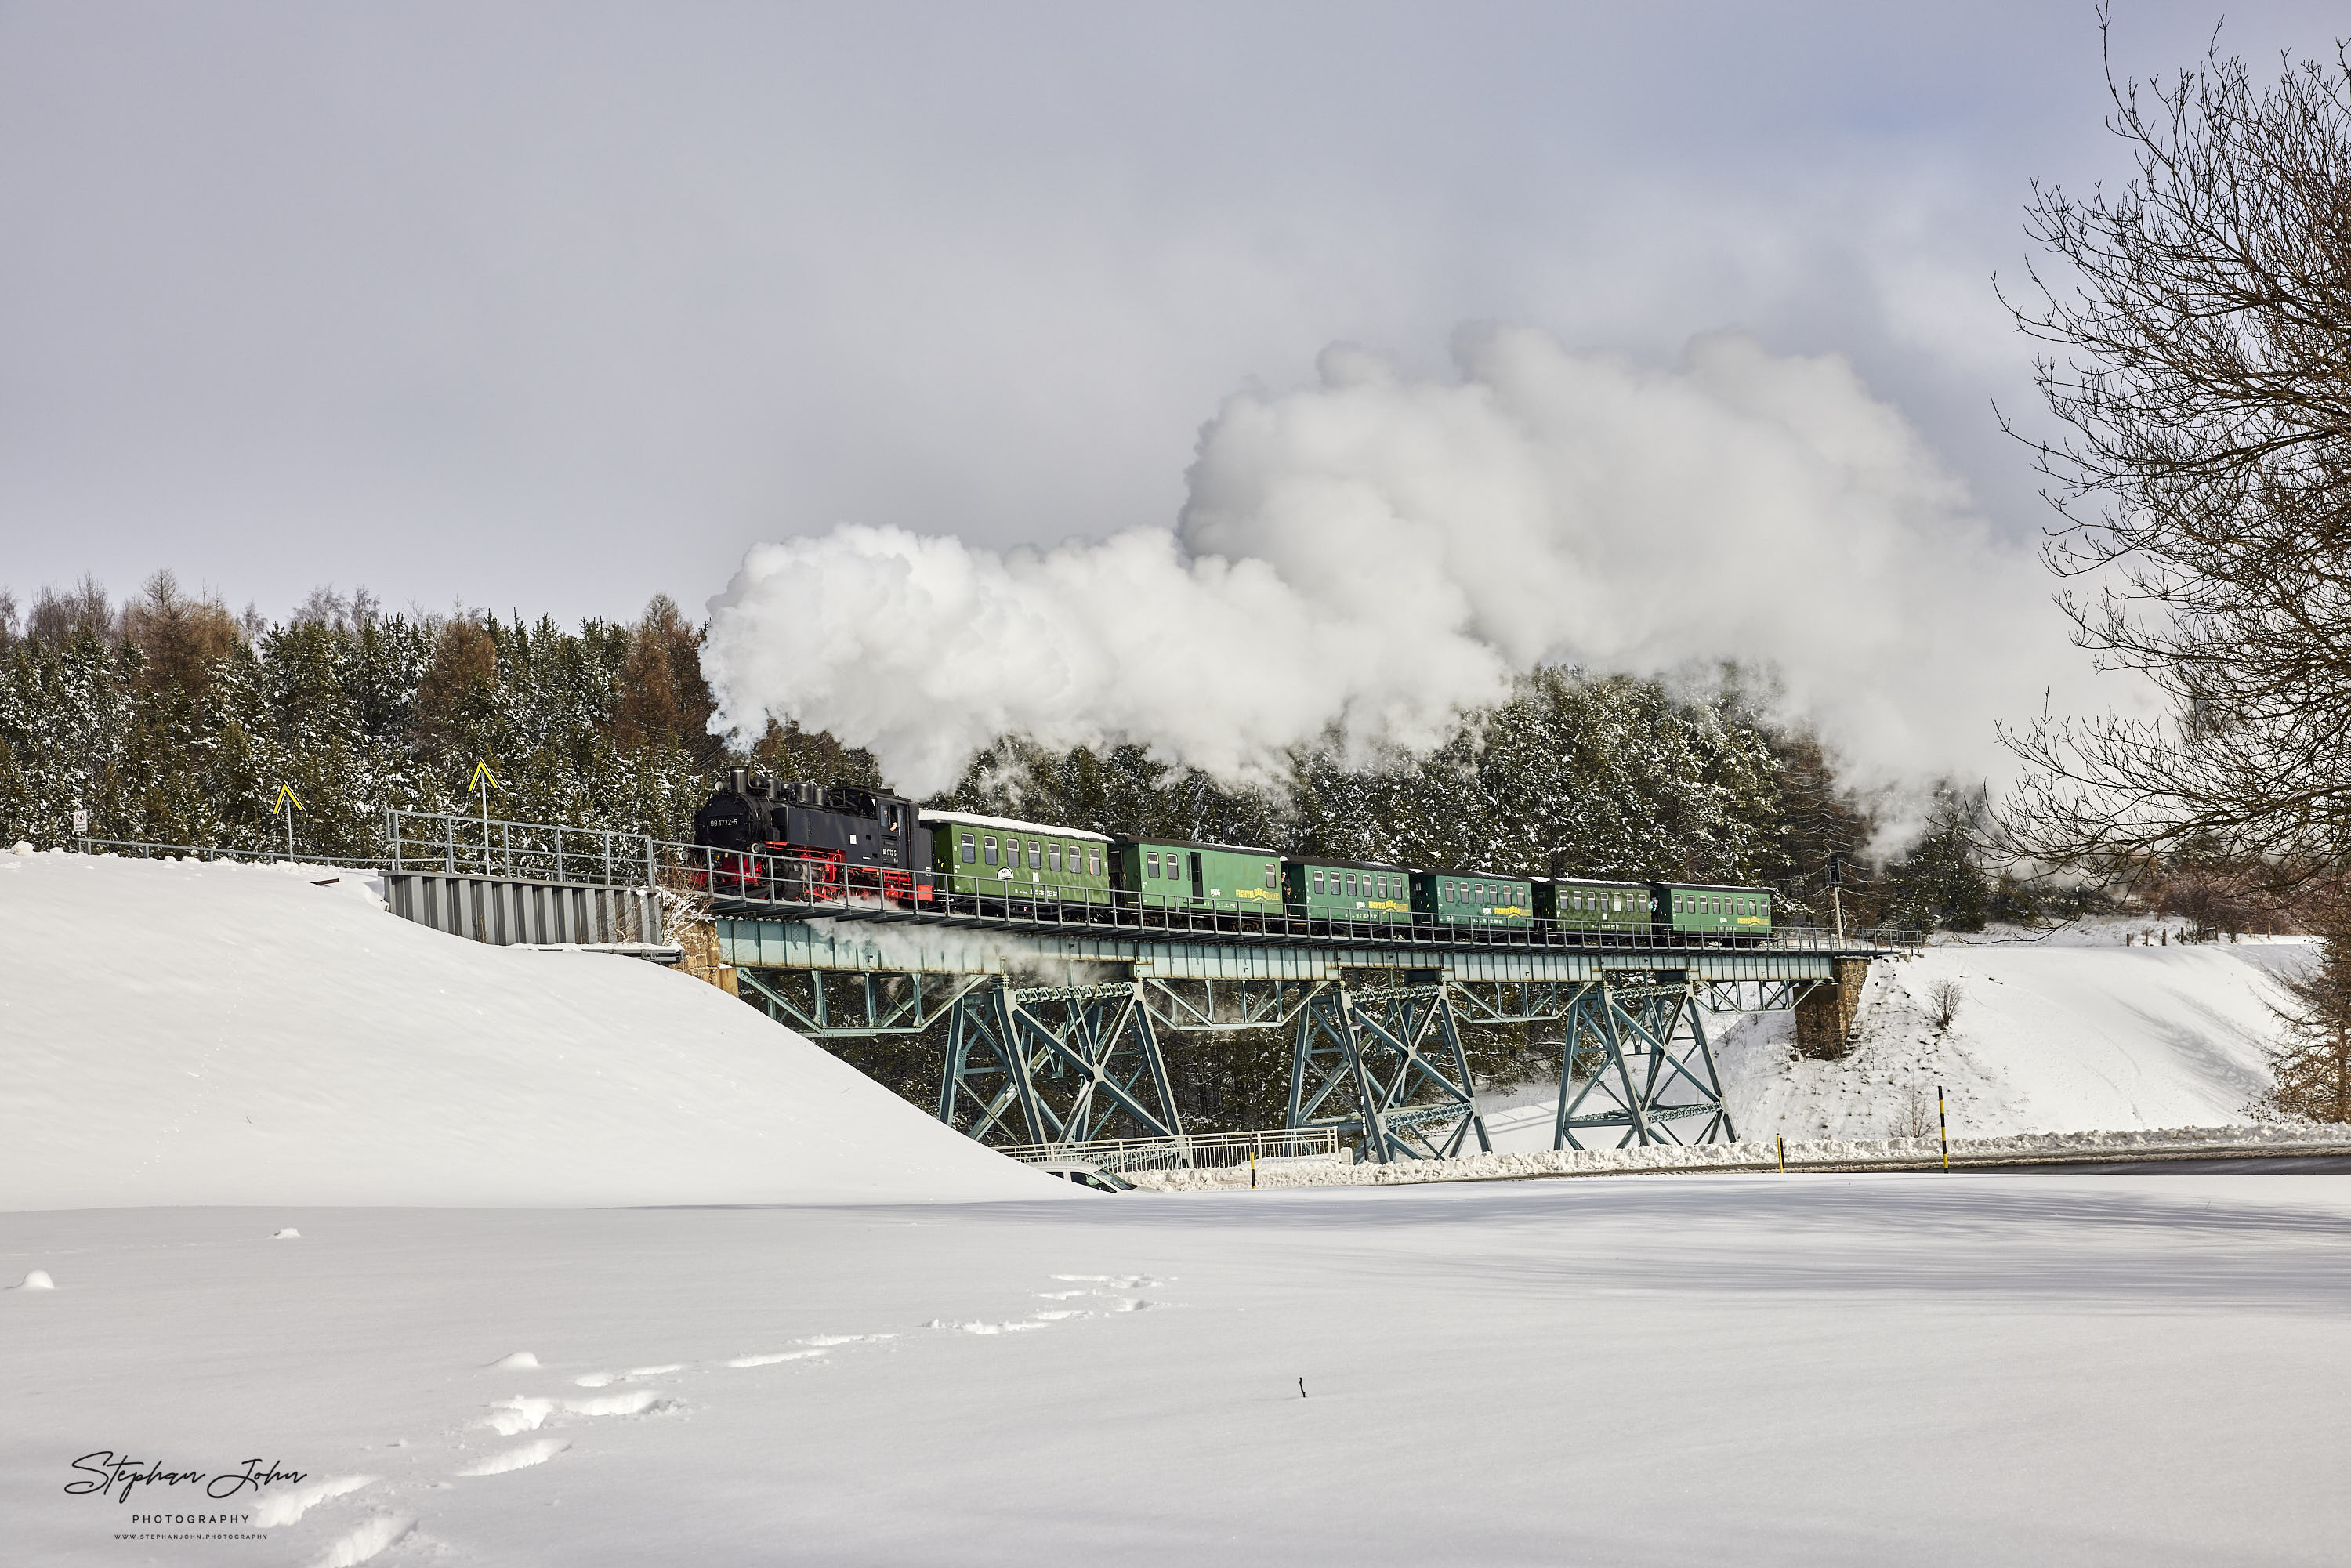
[705,326,2093,798]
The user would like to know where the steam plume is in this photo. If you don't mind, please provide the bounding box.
[705,326,2094,798]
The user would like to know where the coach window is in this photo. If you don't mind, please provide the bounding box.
[1048,844,1062,872]
[1265,865,1278,888]
[1088,849,1101,875]
[960,833,976,864]
[984,835,998,866]
[1146,850,1159,878]
[1027,842,1040,869]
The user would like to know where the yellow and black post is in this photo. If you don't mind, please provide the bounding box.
[1937,1082,1949,1171]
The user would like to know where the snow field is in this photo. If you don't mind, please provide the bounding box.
[8,1180,2351,1565]
[0,853,1063,1207]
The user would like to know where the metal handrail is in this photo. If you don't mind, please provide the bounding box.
[384,807,658,888]
[997,1128,1342,1173]
[376,810,1922,955]
[664,839,1920,953]
[77,837,396,869]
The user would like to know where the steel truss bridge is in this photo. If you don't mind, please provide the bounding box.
[367,808,1912,1166]
[719,915,1904,1164]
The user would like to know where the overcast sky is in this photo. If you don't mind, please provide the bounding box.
[1,2,2342,626]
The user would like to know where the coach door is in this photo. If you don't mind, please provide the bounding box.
[1189,852,1204,900]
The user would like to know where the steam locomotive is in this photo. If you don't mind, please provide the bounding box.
[692,769,933,904]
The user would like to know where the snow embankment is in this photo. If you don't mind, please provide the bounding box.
[1716,934,2309,1141]
[1131,1122,2351,1190]
[1468,925,2314,1150]
[0,852,1063,1208]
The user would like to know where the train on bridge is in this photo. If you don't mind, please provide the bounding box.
[692,770,1776,946]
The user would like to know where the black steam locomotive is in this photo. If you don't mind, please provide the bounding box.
[691,770,932,903]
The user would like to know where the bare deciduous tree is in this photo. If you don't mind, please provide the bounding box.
[1997,13,2351,888]
[2256,921,2351,1121]
[1893,1087,1941,1139]
[1926,978,1965,1032]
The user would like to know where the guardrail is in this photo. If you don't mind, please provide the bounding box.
[78,837,394,869]
[670,838,1919,954]
[374,809,1925,956]
[997,1128,1344,1174]
[386,808,657,887]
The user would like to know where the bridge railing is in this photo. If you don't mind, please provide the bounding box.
[78,836,395,870]
[667,840,1920,953]
[386,808,659,888]
[997,1128,1344,1174]
[375,809,1921,955]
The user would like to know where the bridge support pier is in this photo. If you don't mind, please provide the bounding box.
[1555,975,1736,1149]
[938,978,1186,1150]
[1794,958,1873,1060]
[1288,983,1491,1163]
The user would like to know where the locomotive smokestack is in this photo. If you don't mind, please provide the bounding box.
[730,766,749,796]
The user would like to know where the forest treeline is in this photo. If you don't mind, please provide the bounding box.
[0,570,1998,929]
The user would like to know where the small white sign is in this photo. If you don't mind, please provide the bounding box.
[72,808,88,835]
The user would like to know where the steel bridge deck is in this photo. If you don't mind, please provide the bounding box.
[715,916,1880,983]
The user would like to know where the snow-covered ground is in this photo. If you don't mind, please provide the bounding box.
[0,852,1059,1207]
[1483,922,2313,1150]
[9,1176,2351,1565]
[9,860,2350,1563]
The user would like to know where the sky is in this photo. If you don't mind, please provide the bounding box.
[2,2,2342,788]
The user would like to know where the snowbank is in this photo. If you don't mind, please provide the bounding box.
[1128,1121,2351,1190]
[0,853,1063,1208]
[1708,940,2309,1140]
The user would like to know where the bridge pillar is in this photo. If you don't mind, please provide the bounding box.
[1554,975,1736,1149]
[1286,982,1489,1163]
[936,978,1185,1150]
[1794,958,1872,1060]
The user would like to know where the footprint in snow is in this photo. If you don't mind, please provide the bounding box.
[313,1512,414,1567]
[726,1349,828,1368]
[486,1389,672,1432]
[456,1439,567,1477]
[249,1473,375,1527]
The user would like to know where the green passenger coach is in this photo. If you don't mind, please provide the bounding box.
[1536,877,1652,938]
[1282,858,1414,924]
[1650,882,1773,943]
[1413,867,1534,928]
[926,811,1111,904]
[1114,838,1283,914]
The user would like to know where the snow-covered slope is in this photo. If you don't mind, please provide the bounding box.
[1719,934,2306,1140]
[1480,926,2312,1149]
[0,853,1063,1208]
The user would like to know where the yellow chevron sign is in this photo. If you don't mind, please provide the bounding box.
[271,784,302,817]
[469,761,501,796]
